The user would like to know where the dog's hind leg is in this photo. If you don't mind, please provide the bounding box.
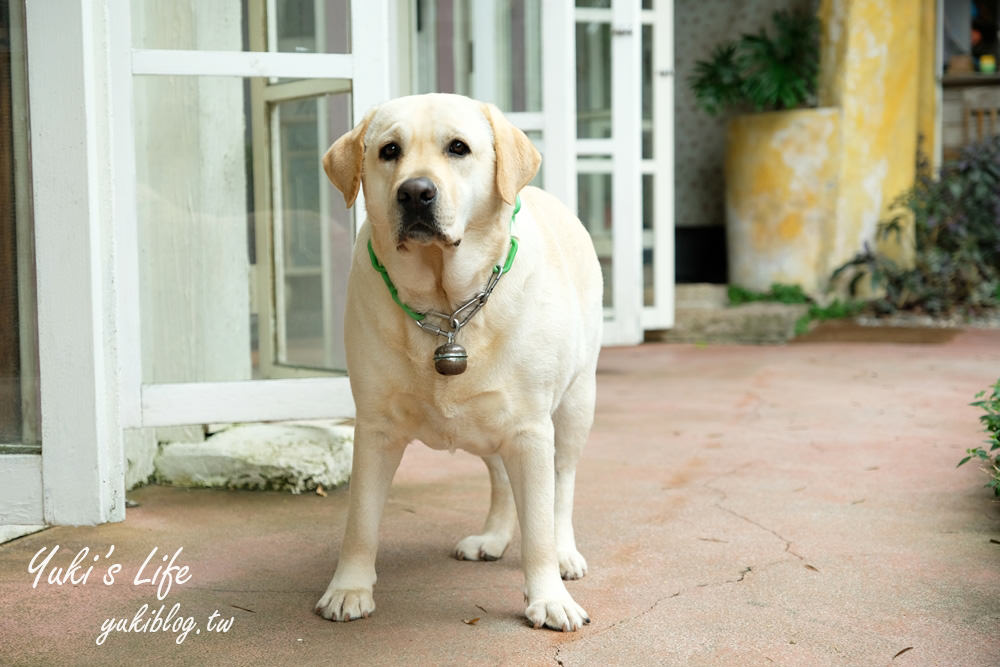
[453,454,517,561]
[552,371,595,580]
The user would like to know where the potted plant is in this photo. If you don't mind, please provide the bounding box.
[688,10,836,296]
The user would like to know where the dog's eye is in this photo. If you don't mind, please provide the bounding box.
[379,142,401,161]
[448,140,470,157]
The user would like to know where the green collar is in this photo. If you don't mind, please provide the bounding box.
[368,195,521,322]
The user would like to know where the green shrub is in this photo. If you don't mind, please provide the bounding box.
[958,379,1000,496]
[728,283,810,305]
[832,138,1000,316]
[689,10,820,115]
[727,283,863,335]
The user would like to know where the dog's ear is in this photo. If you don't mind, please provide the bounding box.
[481,102,542,205]
[322,108,375,208]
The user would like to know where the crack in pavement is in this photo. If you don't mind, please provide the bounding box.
[714,504,805,561]
[700,463,807,562]
[553,462,808,663]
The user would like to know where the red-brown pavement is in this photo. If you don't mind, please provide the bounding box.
[2,331,999,666]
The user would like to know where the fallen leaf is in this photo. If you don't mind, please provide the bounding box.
[462,617,480,625]
[892,646,914,660]
[804,564,819,572]
[475,605,488,614]
[315,485,327,497]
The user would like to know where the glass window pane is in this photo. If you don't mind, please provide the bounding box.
[576,22,612,139]
[412,0,471,96]
[134,75,254,383]
[133,75,352,383]
[273,94,352,371]
[131,0,351,54]
[577,171,613,308]
[643,173,654,307]
[642,23,653,159]
[494,0,543,112]
[412,1,542,113]
[0,0,40,446]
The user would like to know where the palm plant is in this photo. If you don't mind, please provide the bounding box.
[689,9,820,115]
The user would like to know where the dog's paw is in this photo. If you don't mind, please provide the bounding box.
[453,533,510,561]
[558,548,588,580]
[315,587,375,622]
[525,596,590,632]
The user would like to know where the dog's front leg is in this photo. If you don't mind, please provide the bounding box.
[316,427,404,622]
[502,425,590,632]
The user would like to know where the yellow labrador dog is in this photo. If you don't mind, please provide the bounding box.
[316,93,602,632]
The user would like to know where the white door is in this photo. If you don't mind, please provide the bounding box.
[2,0,392,532]
[574,0,674,344]
[124,0,391,429]
[399,0,670,345]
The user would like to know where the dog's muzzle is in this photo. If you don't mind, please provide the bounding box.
[397,177,443,243]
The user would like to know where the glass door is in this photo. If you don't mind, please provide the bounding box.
[574,0,673,343]
[124,0,390,428]
[405,0,556,187]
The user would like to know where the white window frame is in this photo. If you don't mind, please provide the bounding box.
[572,0,674,344]
[640,0,674,331]
[574,0,643,346]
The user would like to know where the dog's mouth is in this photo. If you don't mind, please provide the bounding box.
[396,214,461,248]
[397,216,443,242]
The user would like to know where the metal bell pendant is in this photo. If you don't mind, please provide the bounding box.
[433,342,468,375]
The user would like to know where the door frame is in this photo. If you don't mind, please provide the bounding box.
[1,0,132,526]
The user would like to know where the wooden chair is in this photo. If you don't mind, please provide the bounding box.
[962,86,1000,145]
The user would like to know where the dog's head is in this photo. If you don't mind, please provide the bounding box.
[323,94,540,249]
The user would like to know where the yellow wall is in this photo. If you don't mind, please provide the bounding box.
[726,110,841,294]
[726,1,939,294]
[819,0,922,269]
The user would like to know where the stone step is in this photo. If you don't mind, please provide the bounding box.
[153,420,354,494]
[647,283,809,344]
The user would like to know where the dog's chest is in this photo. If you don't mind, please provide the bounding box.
[391,387,512,455]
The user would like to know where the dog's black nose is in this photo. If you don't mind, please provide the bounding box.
[397,177,437,213]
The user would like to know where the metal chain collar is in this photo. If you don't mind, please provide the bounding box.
[368,196,521,346]
[412,257,510,344]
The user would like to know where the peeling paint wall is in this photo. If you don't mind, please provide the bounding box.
[726,109,841,293]
[819,0,923,271]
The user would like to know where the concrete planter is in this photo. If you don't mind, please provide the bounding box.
[724,108,841,296]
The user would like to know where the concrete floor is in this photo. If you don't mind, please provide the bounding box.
[2,330,999,666]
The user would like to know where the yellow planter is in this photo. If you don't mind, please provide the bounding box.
[725,108,841,296]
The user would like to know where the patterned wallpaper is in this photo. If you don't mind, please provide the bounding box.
[674,0,812,228]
